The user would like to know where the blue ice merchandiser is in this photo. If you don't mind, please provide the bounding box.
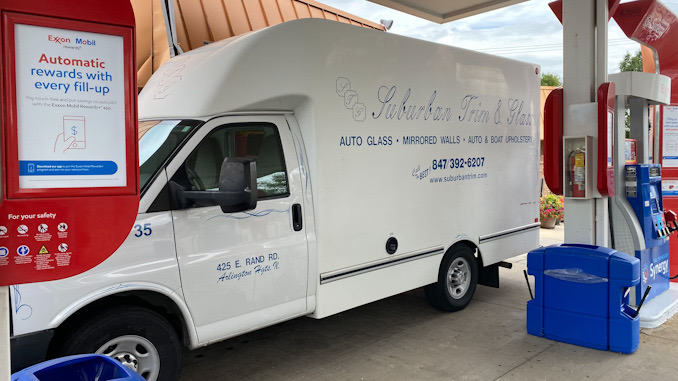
[625,164,671,302]
[527,244,640,353]
[11,354,145,381]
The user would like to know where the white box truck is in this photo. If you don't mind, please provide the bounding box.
[10,19,541,380]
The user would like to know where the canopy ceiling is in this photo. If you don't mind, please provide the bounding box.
[368,0,528,23]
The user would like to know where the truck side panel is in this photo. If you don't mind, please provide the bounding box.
[11,210,185,336]
[138,18,541,317]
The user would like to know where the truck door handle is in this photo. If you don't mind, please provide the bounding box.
[292,204,303,231]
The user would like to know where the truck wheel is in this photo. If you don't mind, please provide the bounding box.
[56,306,181,381]
[425,245,478,311]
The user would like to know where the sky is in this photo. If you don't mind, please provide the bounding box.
[321,0,678,82]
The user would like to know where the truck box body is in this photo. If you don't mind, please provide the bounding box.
[139,19,541,317]
[11,19,540,376]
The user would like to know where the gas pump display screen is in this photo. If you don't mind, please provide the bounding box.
[14,24,125,189]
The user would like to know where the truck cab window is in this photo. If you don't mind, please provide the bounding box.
[138,120,202,194]
[182,123,289,199]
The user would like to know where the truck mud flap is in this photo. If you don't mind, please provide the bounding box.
[478,261,513,288]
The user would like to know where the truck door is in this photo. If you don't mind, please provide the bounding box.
[167,115,308,339]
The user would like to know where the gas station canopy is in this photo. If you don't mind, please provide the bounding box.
[368,0,528,23]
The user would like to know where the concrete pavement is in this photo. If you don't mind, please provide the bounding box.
[180,223,678,380]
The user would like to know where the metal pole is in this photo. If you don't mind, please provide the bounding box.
[562,0,611,246]
[594,0,610,247]
[596,0,608,87]
[0,286,10,380]
[563,0,597,244]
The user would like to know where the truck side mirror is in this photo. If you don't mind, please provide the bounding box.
[218,157,257,213]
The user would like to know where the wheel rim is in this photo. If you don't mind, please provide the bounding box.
[446,257,471,299]
[96,335,160,381]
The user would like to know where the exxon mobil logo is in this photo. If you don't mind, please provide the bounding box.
[642,264,650,284]
[48,35,96,46]
[48,35,70,44]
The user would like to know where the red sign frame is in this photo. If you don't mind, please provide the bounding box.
[543,88,564,195]
[597,82,615,197]
[0,1,139,286]
[2,12,138,199]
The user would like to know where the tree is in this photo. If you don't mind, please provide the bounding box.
[541,72,562,86]
[619,50,644,136]
[619,50,643,72]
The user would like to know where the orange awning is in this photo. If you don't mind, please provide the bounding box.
[132,0,385,90]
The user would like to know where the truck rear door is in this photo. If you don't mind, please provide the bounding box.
[166,115,309,341]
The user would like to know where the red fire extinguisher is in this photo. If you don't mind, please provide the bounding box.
[569,148,586,197]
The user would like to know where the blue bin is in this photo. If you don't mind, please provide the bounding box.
[11,354,145,381]
[527,243,640,353]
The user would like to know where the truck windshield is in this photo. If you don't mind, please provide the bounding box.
[139,119,202,192]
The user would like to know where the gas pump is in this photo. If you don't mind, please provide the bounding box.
[624,164,671,301]
[608,71,672,306]
[613,0,678,288]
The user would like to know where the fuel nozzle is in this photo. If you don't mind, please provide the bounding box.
[664,210,678,234]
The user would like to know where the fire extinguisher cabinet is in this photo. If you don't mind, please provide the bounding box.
[527,244,641,353]
[564,136,594,198]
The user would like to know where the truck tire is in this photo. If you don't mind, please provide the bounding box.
[425,245,478,311]
[56,306,181,381]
